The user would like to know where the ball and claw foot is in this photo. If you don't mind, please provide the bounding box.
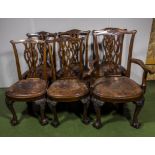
[131,121,141,129]
[51,120,60,128]
[11,118,18,126]
[82,117,91,125]
[92,121,102,129]
[40,118,48,126]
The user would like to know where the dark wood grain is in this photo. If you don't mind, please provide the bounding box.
[6,78,46,100]
[92,76,143,103]
[47,79,88,102]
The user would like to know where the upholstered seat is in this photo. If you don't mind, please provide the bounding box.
[92,76,143,102]
[47,79,89,102]
[6,78,46,100]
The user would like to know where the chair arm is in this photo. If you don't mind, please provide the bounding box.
[130,58,155,93]
[131,58,154,74]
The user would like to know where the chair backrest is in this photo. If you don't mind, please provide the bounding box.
[58,29,90,69]
[27,31,56,40]
[93,28,137,77]
[10,39,47,80]
[26,31,57,67]
[46,36,84,80]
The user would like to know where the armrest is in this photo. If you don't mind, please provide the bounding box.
[131,58,155,93]
[131,58,154,74]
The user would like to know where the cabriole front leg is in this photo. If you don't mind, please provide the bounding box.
[5,97,18,126]
[131,98,145,129]
[81,96,90,125]
[47,99,59,127]
[92,97,104,129]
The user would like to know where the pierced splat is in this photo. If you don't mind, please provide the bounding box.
[37,43,45,65]
[23,42,38,78]
[26,31,57,67]
[58,29,90,68]
[102,34,124,75]
[10,39,46,80]
[93,28,136,77]
[58,38,82,78]
[103,34,123,64]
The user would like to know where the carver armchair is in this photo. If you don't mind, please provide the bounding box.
[89,28,154,129]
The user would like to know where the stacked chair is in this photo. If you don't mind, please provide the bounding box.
[5,28,154,128]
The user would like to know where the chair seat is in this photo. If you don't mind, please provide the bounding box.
[92,76,143,102]
[6,78,46,100]
[47,79,89,101]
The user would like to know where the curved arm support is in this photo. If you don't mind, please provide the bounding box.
[131,58,155,93]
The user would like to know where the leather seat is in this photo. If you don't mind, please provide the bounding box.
[47,79,89,101]
[92,76,143,102]
[6,78,46,100]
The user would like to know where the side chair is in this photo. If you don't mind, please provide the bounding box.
[46,36,90,127]
[5,39,48,126]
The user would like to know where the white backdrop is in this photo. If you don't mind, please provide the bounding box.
[0,18,152,87]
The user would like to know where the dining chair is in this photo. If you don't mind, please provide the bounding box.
[5,39,48,126]
[46,36,90,127]
[88,28,154,129]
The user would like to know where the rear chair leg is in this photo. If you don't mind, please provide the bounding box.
[47,99,59,127]
[92,97,104,129]
[5,97,18,126]
[81,96,90,124]
[131,98,145,129]
[36,98,48,126]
